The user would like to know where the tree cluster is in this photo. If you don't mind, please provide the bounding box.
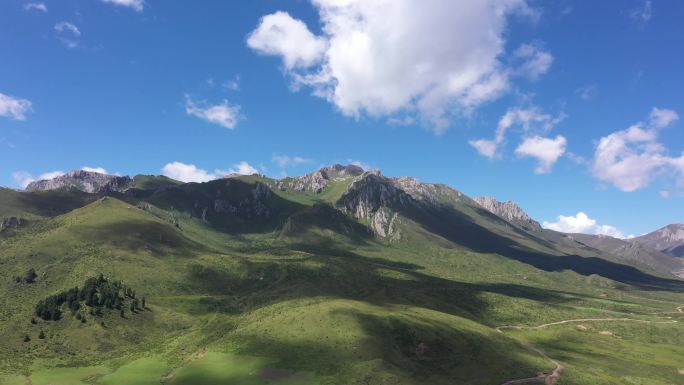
[34,274,143,321]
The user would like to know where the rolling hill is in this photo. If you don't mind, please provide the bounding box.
[1,166,683,385]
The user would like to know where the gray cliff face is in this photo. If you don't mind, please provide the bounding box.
[25,170,133,193]
[210,181,272,220]
[632,224,684,257]
[473,196,542,231]
[392,177,465,207]
[276,164,365,193]
[336,172,412,238]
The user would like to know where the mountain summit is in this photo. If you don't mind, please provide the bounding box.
[632,223,684,257]
[474,196,542,231]
[25,170,133,193]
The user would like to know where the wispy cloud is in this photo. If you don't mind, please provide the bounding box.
[575,84,598,101]
[100,0,145,12]
[0,92,32,120]
[24,2,47,12]
[185,95,241,129]
[630,1,653,28]
[272,154,311,167]
[470,106,568,174]
[54,21,81,49]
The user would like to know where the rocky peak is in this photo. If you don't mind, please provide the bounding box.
[632,223,684,257]
[336,173,413,238]
[392,177,465,207]
[276,164,366,193]
[474,196,542,231]
[25,170,134,193]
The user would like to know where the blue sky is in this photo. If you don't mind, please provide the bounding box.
[1,0,683,237]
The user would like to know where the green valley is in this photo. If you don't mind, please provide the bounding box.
[1,167,683,385]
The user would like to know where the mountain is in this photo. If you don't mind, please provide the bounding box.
[1,165,683,385]
[473,196,542,232]
[26,170,134,193]
[569,233,684,278]
[632,223,684,257]
[275,164,364,193]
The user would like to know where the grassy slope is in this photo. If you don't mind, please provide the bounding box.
[0,182,683,385]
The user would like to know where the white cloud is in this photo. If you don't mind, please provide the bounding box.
[162,161,258,183]
[470,106,565,159]
[227,161,259,175]
[100,0,145,12]
[81,166,108,174]
[543,212,626,239]
[660,190,670,199]
[12,170,65,189]
[272,154,312,167]
[54,22,81,49]
[513,42,553,80]
[650,107,678,129]
[469,139,499,159]
[248,0,542,132]
[515,135,567,173]
[162,162,222,183]
[185,95,241,129]
[24,2,47,12]
[247,11,327,69]
[0,92,32,121]
[346,159,372,171]
[592,107,682,192]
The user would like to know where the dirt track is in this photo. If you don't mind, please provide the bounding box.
[496,305,682,385]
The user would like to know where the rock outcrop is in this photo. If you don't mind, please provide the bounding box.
[26,170,134,193]
[0,217,26,233]
[276,164,364,193]
[474,196,542,231]
[392,177,465,207]
[336,172,413,238]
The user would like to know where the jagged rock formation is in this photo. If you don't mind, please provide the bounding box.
[474,196,542,232]
[336,172,413,238]
[632,224,684,257]
[276,164,364,193]
[26,170,133,193]
[392,177,465,207]
[0,216,26,233]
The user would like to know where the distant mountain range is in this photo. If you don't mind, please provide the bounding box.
[10,165,684,278]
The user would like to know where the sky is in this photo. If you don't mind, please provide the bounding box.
[1,0,683,238]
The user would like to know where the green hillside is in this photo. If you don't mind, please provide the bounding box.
[1,173,683,385]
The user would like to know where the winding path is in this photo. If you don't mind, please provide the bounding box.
[496,306,682,385]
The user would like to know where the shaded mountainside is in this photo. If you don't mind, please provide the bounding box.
[632,223,684,257]
[1,165,683,385]
[570,233,684,278]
